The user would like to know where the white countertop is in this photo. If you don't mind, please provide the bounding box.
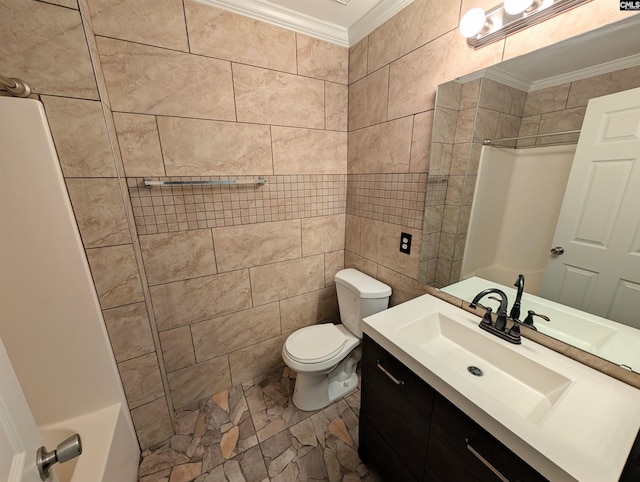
[363,293,640,482]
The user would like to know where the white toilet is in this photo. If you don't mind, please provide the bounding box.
[282,268,391,411]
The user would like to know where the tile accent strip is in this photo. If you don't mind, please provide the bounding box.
[128,175,347,234]
[346,173,427,229]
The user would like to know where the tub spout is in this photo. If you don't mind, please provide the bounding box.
[37,433,82,480]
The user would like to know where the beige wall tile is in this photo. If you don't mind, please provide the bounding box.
[348,117,413,173]
[324,250,345,287]
[301,214,346,256]
[432,107,458,144]
[280,287,338,333]
[250,255,325,306]
[345,215,361,255]
[41,96,115,177]
[43,0,78,8]
[118,353,164,409]
[167,356,231,408]
[437,81,462,110]
[348,67,389,130]
[0,0,98,98]
[233,63,324,128]
[191,303,281,362]
[271,127,347,174]
[228,336,285,385]
[98,36,235,120]
[140,230,217,286]
[296,34,348,84]
[66,178,131,248]
[150,270,252,331]
[349,37,368,84]
[567,65,640,109]
[113,113,164,177]
[523,84,570,116]
[326,82,348,132]
[157,116,272,176]
[185,1,296,73]
[103,302,155,363]
[213,220,301,272]
[159,326,196,373]
[538,107,587,141]
[130,398,173,450]
[86,244,145,309]
[367,0,458,73]
[460,79,481,110]
[360,218,421,279]
[344,250,379,279]
[470,108,500,143]
[376,265,427,306]
[88,0,188,51]
[478,78,527,117]
[411,111,433,173]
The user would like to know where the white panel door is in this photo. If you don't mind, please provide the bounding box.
[540,86,640,326]
[0,338,55,481]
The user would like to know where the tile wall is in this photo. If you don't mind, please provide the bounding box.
[2,0,635,453]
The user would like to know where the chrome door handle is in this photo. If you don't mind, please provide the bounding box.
[37,434,82,480]
[550,246,564,255]
[376,361,405,386]
[466,438,510,482]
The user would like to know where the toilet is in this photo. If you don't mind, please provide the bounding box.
[282,268,391,411]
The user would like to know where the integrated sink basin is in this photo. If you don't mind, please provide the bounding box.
[363,292,640,482]
[397,313,572,424]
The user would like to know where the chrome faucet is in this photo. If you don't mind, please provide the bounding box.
[469,288,521,344]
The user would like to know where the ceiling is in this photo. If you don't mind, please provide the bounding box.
[195,0,414,47]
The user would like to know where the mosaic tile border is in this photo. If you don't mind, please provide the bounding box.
[129,175,347,234]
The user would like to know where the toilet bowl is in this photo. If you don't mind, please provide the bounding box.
[282,268,391,411]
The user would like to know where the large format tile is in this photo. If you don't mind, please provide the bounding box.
[271,127,347,174]
[229,337,286,385]
[325,250,345,287]
[131,398,174,450]
[113,113,165,177]
[213,220,301,272]
[150,270,252,331]
[102,302,155,363]
[139,230,217,285]
[348,67,389,131]
[157,116,273,176]
[41,96,115,177]
[87,0,188,51]
[167,356,232,409]
[192,303,281,362]
[185,0,296,73]
[97,36,235,120]
[349,37,368,85]
[159,326,196,373]
[233,63,324,129]
[65,178,131,248]
[302,214,346,256]
[280,287,338,333]
[296,34,348,84]
[118,353,165,409]
[0,0,98,98]
[348,117,413,173]
[250,255,325,306]
[523,83,571,117]
[326,82,349,132]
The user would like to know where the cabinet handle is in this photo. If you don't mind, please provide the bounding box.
[376,361,405,386]
[466,438,510,482]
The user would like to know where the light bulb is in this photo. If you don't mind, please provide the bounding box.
[503,0,535,15]
[459,8,487,38]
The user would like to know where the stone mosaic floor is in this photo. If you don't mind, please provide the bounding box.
[138,367,382,482]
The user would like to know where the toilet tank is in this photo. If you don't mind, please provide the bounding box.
[334,269,392,338]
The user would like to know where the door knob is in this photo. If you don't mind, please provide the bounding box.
[36,434,82,480]
[550,246,565,255]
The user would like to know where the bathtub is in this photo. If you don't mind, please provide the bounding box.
[39,404,139,482]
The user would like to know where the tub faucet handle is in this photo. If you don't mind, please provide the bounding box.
[36,433,82,480]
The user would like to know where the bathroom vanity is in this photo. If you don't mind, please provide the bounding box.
[359,294,640,482]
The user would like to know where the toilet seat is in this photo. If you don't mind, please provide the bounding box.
[284,324,346,364]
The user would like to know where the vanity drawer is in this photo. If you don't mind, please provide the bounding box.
[360,335,435,481]
[425,393,547,482]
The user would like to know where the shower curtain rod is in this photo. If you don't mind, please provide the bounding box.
[144,177,267,187]
[0,74,31,97]
[483,129,581,145]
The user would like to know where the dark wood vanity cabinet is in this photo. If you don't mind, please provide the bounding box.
[359,335,547,482]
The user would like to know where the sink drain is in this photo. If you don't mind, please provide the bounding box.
[467,366,483,377]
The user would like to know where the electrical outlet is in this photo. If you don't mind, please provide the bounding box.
[399,232,412,254]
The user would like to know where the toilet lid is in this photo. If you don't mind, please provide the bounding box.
[285,324,346,363]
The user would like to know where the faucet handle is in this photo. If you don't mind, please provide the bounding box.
[480,306,493,326]
[522,310,550,330]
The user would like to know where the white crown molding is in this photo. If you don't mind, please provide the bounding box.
[528,52,640,91]
[194,0,413,47]
[457,52,640,93]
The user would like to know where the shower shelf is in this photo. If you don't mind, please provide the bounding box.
[143,177,267,188]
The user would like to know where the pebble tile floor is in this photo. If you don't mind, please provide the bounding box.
[138,367,382,482]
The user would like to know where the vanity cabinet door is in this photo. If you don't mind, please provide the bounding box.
[425,394,547,482]
[359,335,435,481]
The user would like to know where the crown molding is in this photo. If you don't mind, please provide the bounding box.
[194,0,414,47]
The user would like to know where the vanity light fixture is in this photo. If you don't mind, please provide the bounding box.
[460,0,593,49]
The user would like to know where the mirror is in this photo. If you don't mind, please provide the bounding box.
[419,15,640,372]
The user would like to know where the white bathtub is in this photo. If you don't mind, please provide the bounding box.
[40,404,139,482]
